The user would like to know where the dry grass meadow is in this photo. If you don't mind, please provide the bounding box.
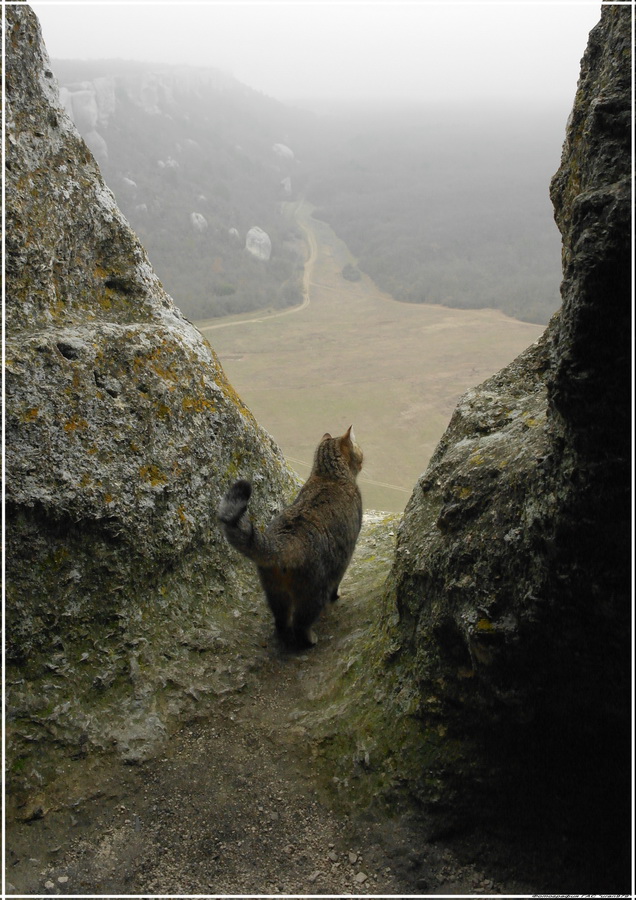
[197,201,545,512]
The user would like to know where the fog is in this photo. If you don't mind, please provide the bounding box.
[31,1,601,114]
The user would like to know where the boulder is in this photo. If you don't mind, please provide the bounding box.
[68,87,99,131]
[245,225,272,261]
[190,211,208,231]
[381,4,631,874]
[272,142,294,162]
[5,5,296,790]
[83,128,108,164]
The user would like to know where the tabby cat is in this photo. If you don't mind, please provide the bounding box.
[217,426,363,648]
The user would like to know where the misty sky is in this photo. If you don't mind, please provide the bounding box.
[29,1,602,112]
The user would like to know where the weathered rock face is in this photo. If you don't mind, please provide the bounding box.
[377,4,631,880]
[272,142,294,162]
[245,225,272,261]
[190,210,208,231]
[5,6,296,794]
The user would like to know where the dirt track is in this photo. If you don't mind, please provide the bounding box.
[6,517,528,896]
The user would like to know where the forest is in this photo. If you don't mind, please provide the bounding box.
[303,105,565,324]
[52,60,564,325]
[52,59,308,321]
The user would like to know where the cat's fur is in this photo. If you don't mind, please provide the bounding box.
[217,426,363,648]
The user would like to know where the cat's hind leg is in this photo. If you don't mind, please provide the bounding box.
[265,589,293,640]
[258,568,294,642]
[291,590,327,648]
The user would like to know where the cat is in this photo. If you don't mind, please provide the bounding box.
[217,426,363,648]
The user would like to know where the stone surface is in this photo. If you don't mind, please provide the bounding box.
[389,0,631,730]
[190,211,208,231]
[272,142,294,162]
[5,5,296,796]
[377,3,631,881]
[245,225,272,261]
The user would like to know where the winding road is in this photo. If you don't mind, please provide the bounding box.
[198,201,315,334]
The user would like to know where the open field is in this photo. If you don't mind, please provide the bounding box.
[197,201,545,512]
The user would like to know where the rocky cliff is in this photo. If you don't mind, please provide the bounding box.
[49,57,307,321]
[298,5,631,892]
[381,2,631,885]
[5,5,296,800]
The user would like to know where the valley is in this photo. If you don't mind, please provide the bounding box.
[198,200,545,511]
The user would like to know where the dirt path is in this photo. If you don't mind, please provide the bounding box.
[6,517,527,896]
[197,200,315,335]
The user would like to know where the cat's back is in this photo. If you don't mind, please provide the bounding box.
[286,472,361,534]
[264,427,363,564]
[265,477,360,580]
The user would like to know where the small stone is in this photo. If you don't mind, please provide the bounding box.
[58,876,69,884]
[308,870,323,883]
[328,850,338,861]
[44,882,55,890]
[348,851,358,864]
[355,871,368,883]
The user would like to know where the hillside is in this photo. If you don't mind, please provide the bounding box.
[304,105,565,324]
[51,59,564,326]
[50,58,311,321]
[201,201,544,513]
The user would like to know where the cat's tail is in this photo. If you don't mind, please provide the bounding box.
[217,479,277,566]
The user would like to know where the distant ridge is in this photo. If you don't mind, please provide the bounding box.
[49,57,312,321]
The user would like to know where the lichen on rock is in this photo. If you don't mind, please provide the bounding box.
[5,5,297,804]
[386,0,631,734]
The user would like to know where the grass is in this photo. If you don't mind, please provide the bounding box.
[197,201,545,513]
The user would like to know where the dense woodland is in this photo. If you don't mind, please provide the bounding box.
[304,106,564,324]
[53,60,307,321]
[53,60,564,325]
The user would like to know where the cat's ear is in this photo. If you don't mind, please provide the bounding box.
[344,425,355,444]
[322,432,332,441]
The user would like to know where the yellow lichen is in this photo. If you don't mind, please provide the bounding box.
[155,402,171,419]
[139,464,168,486]
[182,394,215,413]
[64,416,88,433]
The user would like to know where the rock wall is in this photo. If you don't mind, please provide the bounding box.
[381,4,631,884]
[5,6,296,795]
